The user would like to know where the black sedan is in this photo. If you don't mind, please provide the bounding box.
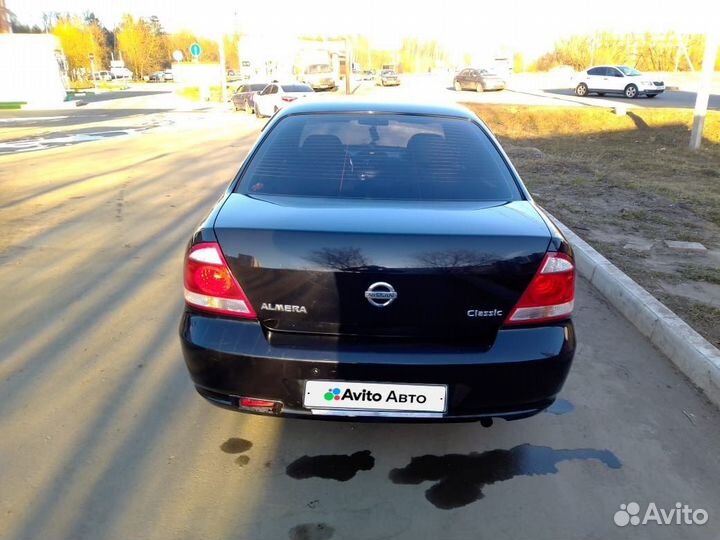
[179,100,576,423]
[231,82,268,113]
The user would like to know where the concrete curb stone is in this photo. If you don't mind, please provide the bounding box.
[547,212,720,408]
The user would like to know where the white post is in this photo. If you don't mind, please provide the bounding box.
[689,31,719,151]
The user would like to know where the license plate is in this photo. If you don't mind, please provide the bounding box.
[304,380,447,412]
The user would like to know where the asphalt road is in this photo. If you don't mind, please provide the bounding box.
[359,74,720,110]
[1,102,720,540]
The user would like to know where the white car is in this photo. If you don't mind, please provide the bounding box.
[574,66,664,99]
[253,82,314,118]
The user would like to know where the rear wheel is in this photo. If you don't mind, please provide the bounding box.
[575,83,588,97]
[624,84,638,99]
[454,81,462,91]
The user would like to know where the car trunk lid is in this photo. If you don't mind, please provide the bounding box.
[214,194,551,344]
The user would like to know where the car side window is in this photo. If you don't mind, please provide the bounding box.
[607,68,622,77]
[270,85,279,95]
[260,85,271,95]
[587,67,602,76]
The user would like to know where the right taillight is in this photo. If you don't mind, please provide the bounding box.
[183,242,256,318]
[504,252,575,325]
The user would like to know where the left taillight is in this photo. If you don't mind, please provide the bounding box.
[183,242,256,318]
[504,252,575,326]
[281,95,297,102]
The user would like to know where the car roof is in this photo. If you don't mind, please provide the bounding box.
[274,98,477,120]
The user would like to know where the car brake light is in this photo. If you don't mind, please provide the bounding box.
[281,95,297,102]
[504,252,575,325]
[183,242,256,318]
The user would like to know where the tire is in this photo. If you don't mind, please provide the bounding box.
[646,94,657,98]
[624,84,638,99]
[244,100,252,113]
[575,83,588,97]
[454,81,462,91]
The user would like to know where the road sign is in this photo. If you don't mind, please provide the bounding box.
[190,43,201,58]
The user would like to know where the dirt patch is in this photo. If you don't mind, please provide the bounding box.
[467,104,720,347]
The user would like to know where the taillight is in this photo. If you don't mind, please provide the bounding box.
[183,242,256,318]
[281,95,297,102]
[504,252,575,325]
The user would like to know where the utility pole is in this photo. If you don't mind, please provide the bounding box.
[689,30,719,151]
[219,34,228,104]
[344,37,352,95]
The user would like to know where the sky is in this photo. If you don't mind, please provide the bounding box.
[9,0,719,60]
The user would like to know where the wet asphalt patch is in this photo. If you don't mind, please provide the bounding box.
[286,450,375,481]
[389,443,622,509]
[220,437,253,467]
[288,522,334,540]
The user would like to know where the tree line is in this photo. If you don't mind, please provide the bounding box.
[11,12,241,80]
[532,32,720,72]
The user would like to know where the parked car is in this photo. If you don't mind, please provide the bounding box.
[148,71,166,82]
[179,99,576,423]
[361,70,374,81]
[110,66,133,80]
[252,82,313,117]
[453,68,506,92]
[231,82,269,113]
[375,69,400,86]
[91,70,113,82]
[574,66,664,98]
[299,63,337,91]
[163,70,174,81]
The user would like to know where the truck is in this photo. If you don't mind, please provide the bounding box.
[294,49,337,91]
[0,34,67,106]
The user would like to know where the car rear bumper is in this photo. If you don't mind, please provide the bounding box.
[179,311,575,422]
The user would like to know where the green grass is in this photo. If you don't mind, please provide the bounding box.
[0,102,26,110]
[176,85,225,103]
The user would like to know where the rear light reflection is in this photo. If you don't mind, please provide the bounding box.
[183,242,256,318]
[505,252,575,325]
[239,397,282,412]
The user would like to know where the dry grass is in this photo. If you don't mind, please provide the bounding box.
[464,104,720,346]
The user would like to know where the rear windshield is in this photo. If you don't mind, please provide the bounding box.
[282,85,313,92]
[237,113,522,201]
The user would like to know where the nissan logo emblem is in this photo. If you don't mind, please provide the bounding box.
[364,282,397,307]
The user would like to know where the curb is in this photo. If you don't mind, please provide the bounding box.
[547,212,720,408]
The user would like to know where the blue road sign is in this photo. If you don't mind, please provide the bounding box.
[190,43,202,58]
